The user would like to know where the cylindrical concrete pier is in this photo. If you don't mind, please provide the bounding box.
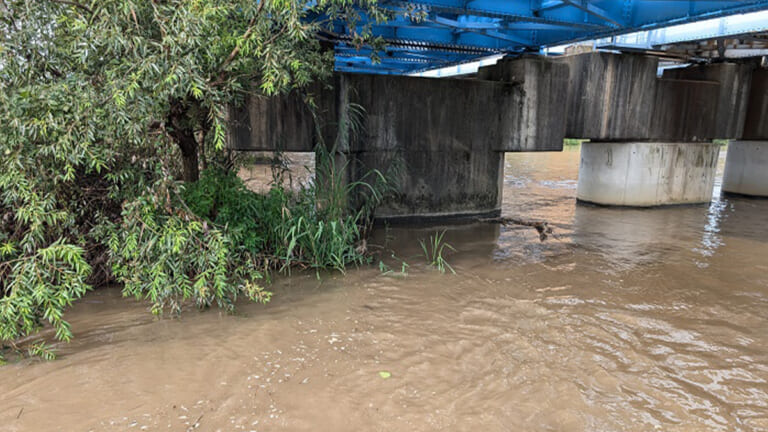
[722,141,768,197]
[577,141,720,206]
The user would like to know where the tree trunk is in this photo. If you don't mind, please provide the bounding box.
[179,136,199,183]
[168,100,200,183]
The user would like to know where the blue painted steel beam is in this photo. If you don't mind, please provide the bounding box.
[335,55,437,74]
[380,0,612,29]
[557,0,624,27]
[335,47,484,74]
[336,47,479,67]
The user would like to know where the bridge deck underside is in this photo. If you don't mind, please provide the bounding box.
[328,0,768,74]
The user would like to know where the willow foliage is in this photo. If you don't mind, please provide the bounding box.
[0,0,389,359]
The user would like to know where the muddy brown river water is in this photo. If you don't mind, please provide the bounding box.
[2,147,768,432]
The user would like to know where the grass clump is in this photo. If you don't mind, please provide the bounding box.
[184,166,371,273]
[419,230,456,274]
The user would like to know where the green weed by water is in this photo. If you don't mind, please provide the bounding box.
[378,253,410,278]
[419,230,456,274]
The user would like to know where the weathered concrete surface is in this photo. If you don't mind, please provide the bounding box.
[229,68,567,219]
[231,60,567,154]
[227,55,755,214]
[555,52,726,142]
[477,56,569,151]
[337,74,513,219]
[722,140,768,197]
[650,79,719,141]
[336,74,520,152]
[662,63,754,139]
[743,68,768,140]
[555,52,658,140]
[229,91,315,152]
[577,142,720,206]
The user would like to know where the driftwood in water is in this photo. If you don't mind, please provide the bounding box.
[479,217,554,241]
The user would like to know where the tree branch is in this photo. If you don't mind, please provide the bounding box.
[212,2,266,85]
[479,217,554,241]
[219,17,257,72]
[50,0,93,14]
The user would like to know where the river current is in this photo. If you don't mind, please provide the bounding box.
[2,147,768,431]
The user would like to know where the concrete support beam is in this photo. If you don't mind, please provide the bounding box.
[555,52,658,140]
[337,74,513,219]
[477,56,569,151]
[577,142,720,206]
[650,79,719,141]
[555,52,733,142]
[722,141,768,197]
[229,91,315,152]
[743,68,768,140]
[662,63,754,139]
[229,72,551,219]
[227,54,756,214]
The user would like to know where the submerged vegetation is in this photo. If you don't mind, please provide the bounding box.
[0,0,393,360]
[419,231,456,275]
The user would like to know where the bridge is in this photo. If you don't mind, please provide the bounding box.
[329,1,768,74]
[230,1,768,220]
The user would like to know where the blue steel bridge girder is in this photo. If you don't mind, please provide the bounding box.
[326,1,768,74]
[336,45,484,63]
[536,0,625,27]
[333,41,493,74]
[335,55,443,74]
[361,23,535,50]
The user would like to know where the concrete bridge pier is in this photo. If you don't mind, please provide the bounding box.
[230,58,568,220]
[230,52,765,216]
[723,141,768,197]
[723,69,768,197]
[577,141,720,206]
[337,58,568,220]
[555,52,753,206]
[326,73,509,220]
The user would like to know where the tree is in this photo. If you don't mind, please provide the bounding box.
[0,0,389,357]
